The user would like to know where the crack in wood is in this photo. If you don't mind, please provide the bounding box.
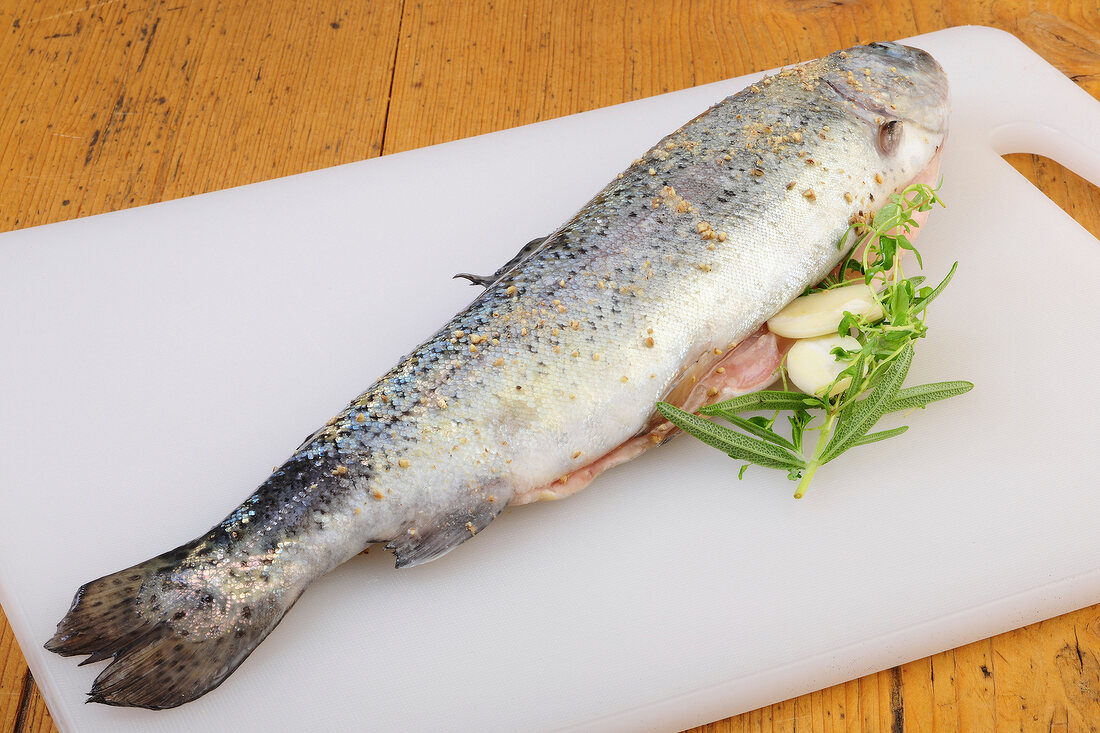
[12,670,33,733]
[890,666,904,733]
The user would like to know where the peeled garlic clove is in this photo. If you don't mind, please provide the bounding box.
[767,282,884,339]
[786,334,861,396]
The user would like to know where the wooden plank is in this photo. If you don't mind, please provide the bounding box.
[901,657,935,733]
[842,678,861,732]
[856,671,882,731]
[953,638,996,733]
[11,683,50,733]
[990,609,1100,732]
[931,650,959,732]
[2,1,1100,732]
[0,605,30,733]
[0,0,402,234]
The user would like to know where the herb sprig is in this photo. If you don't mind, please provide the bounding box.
[657,183,972,498]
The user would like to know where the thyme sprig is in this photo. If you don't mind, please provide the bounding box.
[657,183,972,498]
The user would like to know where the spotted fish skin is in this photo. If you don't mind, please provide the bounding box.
[46,42,948,709]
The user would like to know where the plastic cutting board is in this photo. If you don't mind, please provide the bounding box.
[2,25,1099,732]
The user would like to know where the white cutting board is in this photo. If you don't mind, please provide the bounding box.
[2,25,1099,732]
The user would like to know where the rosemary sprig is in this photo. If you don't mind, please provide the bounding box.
[657,183,973,498]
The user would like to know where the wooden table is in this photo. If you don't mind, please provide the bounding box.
[2,1,1098,730]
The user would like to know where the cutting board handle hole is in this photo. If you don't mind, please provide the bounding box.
[1002,153,1100,241]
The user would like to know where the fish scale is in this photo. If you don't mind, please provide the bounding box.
[45,41,949,710]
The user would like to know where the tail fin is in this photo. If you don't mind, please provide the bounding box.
[45,546,294,709]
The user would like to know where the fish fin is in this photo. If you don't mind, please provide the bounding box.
[452,272,496,286]
[451,235,548,288]
[387,493,507,568]
[45,546,295,709]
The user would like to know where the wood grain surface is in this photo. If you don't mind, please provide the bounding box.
[2,1,1099,730]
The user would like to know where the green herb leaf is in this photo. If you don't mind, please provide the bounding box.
[886,380,974,413]
[835,351,867,410]
[657,402,805,470]
[699,391,824,415]
[821,343,913,463]
[711,412,798,452]
[912,261,958,314]
[789,409,810,453]
[895,234,923,268]
[850,424,909,448]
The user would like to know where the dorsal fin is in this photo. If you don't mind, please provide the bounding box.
[452,235,548,288]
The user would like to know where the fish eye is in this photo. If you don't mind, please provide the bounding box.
[877,120,902,155]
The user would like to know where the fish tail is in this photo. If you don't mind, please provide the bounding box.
[45,543,295,709]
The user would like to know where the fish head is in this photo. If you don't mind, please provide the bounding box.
[823,41,949,186]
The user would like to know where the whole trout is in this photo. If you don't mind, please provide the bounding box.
[47,41,948,708]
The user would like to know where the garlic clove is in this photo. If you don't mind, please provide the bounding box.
[767,282,884,339]
[785,334,861,396]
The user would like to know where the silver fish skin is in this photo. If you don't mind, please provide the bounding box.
[46,41,948,709]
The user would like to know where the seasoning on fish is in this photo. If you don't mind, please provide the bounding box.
[45,41,949,709]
